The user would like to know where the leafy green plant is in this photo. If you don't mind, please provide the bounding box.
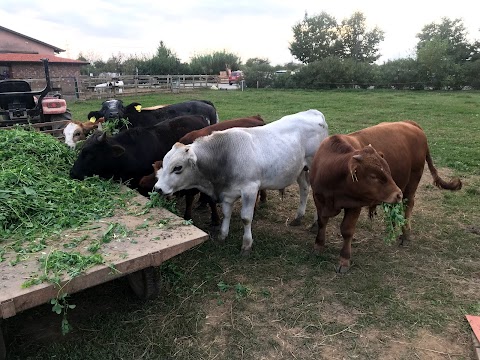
[100,118,131,135]
[234,283,251,299]
[51,293,76,335]
[217,280,231,293]
[146,192,178,214]
[382,200,407,244]
[0,128,134,258]
[101,222,128,243]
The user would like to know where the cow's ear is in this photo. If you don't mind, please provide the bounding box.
[111,144,125,157]
[349,155,361,182]
[186,147,197,169]
[97,132,107,142]
[153,161,163,172]
[83,121,99,132]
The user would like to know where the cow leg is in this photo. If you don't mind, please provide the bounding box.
[309,207,318,233]
[290,171,309,226]
[239,191,257,256]
[314,215,329,254]
[183,191,195,221]
[259,190,267,203]
[337,207,362,273]
[218,199,235,243]
[208,197,221,226]
[196,192,209,209]
[313,195,329,254]
[399,175,421,246]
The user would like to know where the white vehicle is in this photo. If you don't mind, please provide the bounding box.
[94,80,124,92]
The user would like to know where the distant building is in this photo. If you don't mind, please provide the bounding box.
[0,25,88,97]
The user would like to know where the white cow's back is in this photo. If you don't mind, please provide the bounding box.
[192,109,328,190]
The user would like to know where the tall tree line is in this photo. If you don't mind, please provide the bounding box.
[78,13,480,89]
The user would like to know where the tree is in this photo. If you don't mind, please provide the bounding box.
[289,11,384,64]
[289,12,341,64]
[416,17,475,63]
[338,12,385,63]
[190,51,241,74]
[243,57,274,88]
[417,38,457,89]
[143,41,186,74]
[377,58,421,89]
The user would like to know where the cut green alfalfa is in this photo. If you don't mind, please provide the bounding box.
[382,200,407,245]
[0,128,134,254]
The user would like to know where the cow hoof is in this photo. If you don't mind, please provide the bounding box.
[240,248,252,257]
[335,264,350,274]
[289,218,302,226]
[195,202,208,210]
[209,226,222,242]
[398,236,410,247]
[312,245,325,255]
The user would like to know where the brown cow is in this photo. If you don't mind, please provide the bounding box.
[179,114,265,144]
[139,115,267,225]
[310,120,462,273]
[63,118,105,148]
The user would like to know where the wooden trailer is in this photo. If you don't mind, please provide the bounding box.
[0,193,209,359]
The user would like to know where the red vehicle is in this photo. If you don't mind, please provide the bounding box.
[0,59,71,127]
[229,70,244,85]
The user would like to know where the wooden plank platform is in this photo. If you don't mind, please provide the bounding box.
[0,119,69,140]
[0,193,208,319]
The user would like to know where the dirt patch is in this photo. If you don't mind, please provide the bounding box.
[4,167,478,360]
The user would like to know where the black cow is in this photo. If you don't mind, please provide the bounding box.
[87,99,123,121]
[87,100,219,128]
[70,115,209,195]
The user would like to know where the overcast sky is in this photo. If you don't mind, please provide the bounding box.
[1,0,479,66]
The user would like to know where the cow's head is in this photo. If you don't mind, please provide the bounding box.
[87,99,125,121]
[63,119,104,148]
[139,161,163,191]
[154,143,198,195]
[101,99,125,119]
[70,131,126,180]
[348,145,402,205]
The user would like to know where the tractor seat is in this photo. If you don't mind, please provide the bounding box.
[0,80,36,110]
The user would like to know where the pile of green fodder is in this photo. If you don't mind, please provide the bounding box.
[0,127,131,253]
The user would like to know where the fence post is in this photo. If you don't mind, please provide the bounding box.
[74,78,79,99]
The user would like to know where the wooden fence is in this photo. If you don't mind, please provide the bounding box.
[77,74,221,100]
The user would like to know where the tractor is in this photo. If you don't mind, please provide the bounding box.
[0,58,71,128]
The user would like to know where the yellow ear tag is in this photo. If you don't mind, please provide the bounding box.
[134,105,142,112]
[89,117,96,123]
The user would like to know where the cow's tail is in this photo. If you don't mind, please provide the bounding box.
[425,148,462,190]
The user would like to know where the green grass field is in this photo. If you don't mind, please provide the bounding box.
[4,89,480,359]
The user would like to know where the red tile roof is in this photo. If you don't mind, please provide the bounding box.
[0,53,88,64]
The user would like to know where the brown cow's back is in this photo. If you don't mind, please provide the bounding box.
[346,121,428,190]
[179,115,265,145]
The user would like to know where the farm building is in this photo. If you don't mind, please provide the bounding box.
[0,25,88,99]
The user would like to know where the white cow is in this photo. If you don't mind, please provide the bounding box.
[154,109,329,254]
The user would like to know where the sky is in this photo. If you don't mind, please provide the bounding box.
[1,0,479,66]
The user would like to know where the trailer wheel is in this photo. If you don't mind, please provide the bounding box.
[127,267,160,300]
[0,321,6,360]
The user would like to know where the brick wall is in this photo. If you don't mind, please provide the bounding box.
[11,63,82,98]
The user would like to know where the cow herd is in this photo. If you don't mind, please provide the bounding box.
[65,99,462,272]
